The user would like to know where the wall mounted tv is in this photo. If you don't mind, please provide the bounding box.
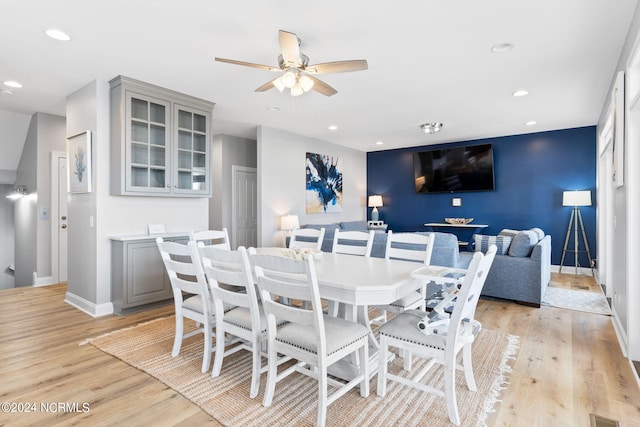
[413,143,495,193]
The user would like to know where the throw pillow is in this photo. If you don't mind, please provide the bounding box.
[509,230,538,257]
[529,227,545,241]
[498,228,519,239]
[474,234,512,255]
[304,223,330,230]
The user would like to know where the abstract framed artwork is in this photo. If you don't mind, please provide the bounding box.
[67,130,92,193]
[306,152,343,213]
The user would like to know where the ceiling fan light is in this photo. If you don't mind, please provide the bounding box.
[290,83,304,96]
[273,77,285,92]
[299,75,314,92]
[281,70,297,88]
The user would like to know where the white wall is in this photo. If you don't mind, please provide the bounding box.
[257,126,367,247]
[597,2,640,361]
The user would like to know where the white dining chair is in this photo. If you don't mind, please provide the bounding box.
[197,244,269,398]
[331,229,374,257]
[371,231,435,324]
[376,245,497,426]
[189,228,231,250]
[289,227,326,251]
[251,253,370,427]
[156,238,216,373]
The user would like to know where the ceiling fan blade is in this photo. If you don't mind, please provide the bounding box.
[215,57,279,72]
[306,60,369,74]
[255,78,277,92]
[307,76,338,97]
[279,30,300,66]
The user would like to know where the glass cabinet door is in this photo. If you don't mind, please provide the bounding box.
[173,105,210,194]
[126,93,171,193]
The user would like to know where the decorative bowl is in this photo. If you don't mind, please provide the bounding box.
[444,217,474,225]
[281,248,323,261]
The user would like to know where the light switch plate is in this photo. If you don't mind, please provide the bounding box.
[452,198,462,207]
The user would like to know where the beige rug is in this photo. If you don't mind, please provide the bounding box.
[84,316,519,427]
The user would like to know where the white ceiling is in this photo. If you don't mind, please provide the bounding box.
[0,0,637,172]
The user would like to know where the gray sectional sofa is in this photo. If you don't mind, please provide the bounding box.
[458,228,551,307]
[299,221,551,307]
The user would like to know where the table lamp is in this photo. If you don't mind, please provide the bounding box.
[368,195,383,221]
[280,214,300,234]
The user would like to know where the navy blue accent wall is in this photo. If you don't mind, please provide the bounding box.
[367,126,596,266]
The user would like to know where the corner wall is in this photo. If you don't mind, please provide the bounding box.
[257,126,367,247]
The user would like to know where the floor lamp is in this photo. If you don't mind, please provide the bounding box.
[559,190,594,276]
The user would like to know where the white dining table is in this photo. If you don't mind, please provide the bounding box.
[256,248,463,379]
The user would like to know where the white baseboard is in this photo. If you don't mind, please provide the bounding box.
[65,291,114,317]
[33,275,56,287]
[550,264,595,276]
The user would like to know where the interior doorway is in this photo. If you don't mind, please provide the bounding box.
[51,151,68,284]
[231,166,257,249]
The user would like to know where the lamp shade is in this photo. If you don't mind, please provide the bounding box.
[280,214,299,231]
[368,195,383,208]
[562,190,591,207]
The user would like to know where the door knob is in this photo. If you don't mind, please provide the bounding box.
[61,224,67,229]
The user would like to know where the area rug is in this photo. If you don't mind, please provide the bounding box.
[542,287,612,316]
[84,316,519,427]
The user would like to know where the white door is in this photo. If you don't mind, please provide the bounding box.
[232,166,257,249]
[52,152,68,283]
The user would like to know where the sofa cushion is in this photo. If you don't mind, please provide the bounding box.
[304,223,334,231]
[474,234,512,255]
[340,220,369,231]
[529,227,545,241]
[498,229,519,239]
[508,230,538,257]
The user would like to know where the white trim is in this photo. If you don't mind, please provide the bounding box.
[51,151,66,284]
[65,291,114,317]
[34,275,55,287]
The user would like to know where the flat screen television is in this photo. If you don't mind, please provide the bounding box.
[413,143,495,193]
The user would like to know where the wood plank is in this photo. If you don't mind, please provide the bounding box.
[1,276,639,426]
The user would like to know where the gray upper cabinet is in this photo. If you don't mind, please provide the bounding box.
[110,76,215,197]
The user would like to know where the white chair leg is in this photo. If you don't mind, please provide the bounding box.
[445,359,460,426]
[172,313,183,357]
[403,349,413,371]
[262,340,277,407]
[359,341,370,397]
[463,342,477,391]
[317,365,328,427]
[211,322,226,377]
[202,323,213,373]
[377,335,388,397]
[250,336,261,398]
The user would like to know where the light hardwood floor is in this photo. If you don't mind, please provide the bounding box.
[1,274,638,426]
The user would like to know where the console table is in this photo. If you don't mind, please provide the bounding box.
[424,223,488,248]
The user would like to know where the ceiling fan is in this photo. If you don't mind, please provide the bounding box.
[215,30,368,97]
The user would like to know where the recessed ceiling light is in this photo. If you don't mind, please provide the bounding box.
[3,81,22,88]
[513,90,529,97]
[491,43,514,53]
[44,29,71,41]
[526,121,537,126]
[267,106,280,111]
[328,125,338,131]
[375,141,384,145]
[1,89,13,95]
